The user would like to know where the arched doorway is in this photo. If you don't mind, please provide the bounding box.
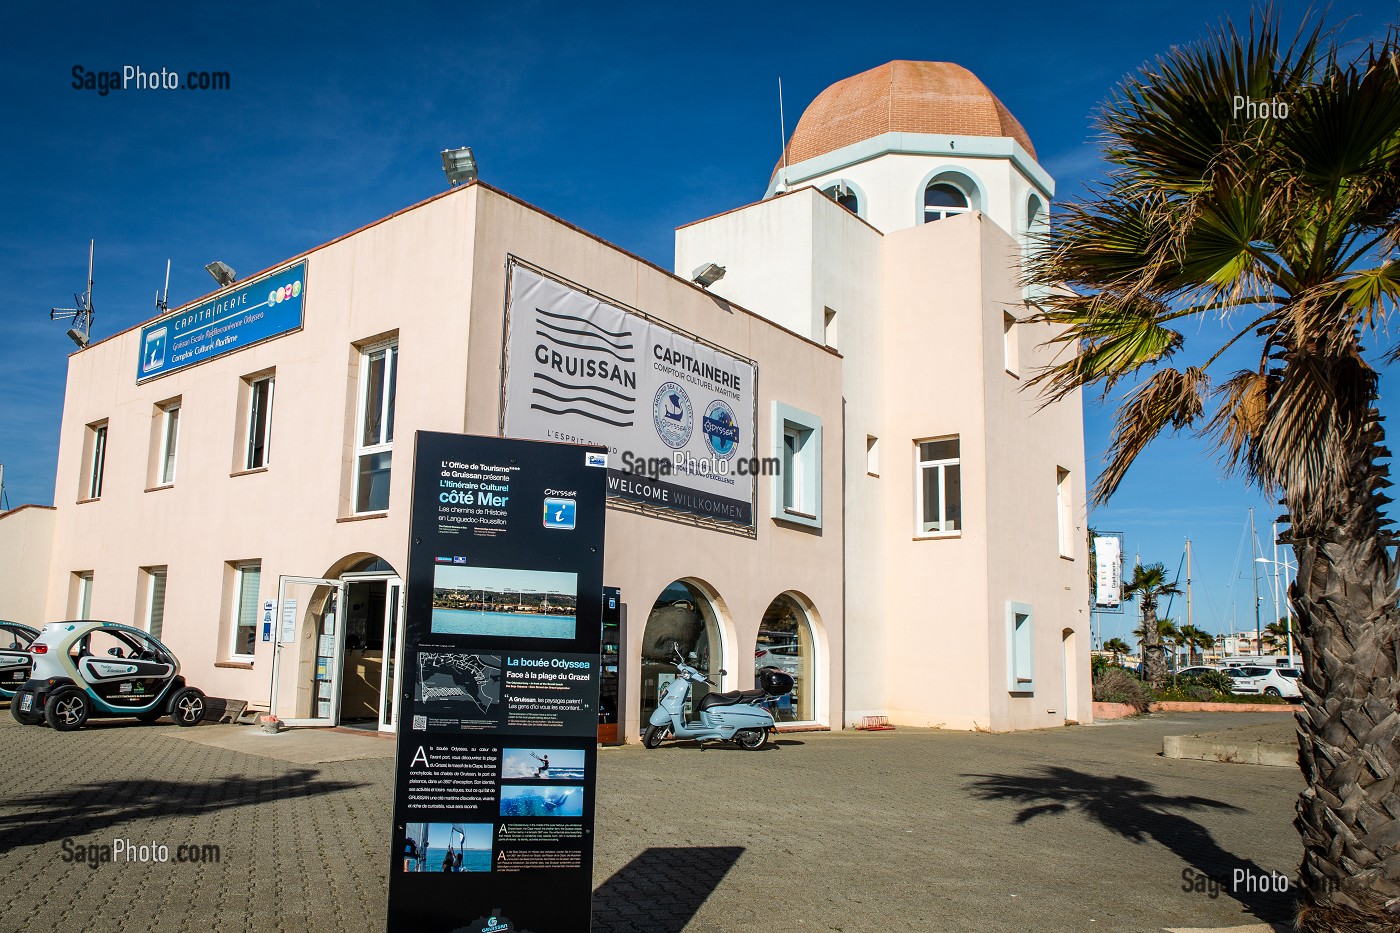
[755,593,817,723]
[639,580,725,725]
[273,554,403,731]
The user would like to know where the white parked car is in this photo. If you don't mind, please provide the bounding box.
[1176,665,1224,679]
[1225,665,1302,700]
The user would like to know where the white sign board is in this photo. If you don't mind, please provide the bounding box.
[280,600,298,643]
[1093,534,1122,608]
[503,264,757,527]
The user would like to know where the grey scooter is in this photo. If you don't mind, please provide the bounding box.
[643,648,794,750]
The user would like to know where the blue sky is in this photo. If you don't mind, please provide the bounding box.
[1,1,1395,645]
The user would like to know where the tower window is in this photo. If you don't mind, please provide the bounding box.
[924,182,970,222]
[822,183,859,216]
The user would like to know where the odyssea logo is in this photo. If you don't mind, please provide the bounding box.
[268,279,302,307]
[702,400,740,459]
[652,382,693,449]
[469,909,523,933]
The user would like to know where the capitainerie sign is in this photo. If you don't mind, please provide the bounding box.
[136,261,307,382]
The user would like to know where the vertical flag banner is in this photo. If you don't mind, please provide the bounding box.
[1093,533,1123,610]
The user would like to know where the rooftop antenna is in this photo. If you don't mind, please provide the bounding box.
[50,239,95,349]
[777,77,790,190]
[155,259,171,314]
[0,463,8,512]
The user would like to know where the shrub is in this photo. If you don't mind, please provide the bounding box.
[1181,670,1234,694]
[1093,666,1153,713]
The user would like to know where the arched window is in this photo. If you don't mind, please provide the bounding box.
[754,594,816,723]
[822,182,859,216]
[924,181,970,222]
[639,581,724,724]
[1025,194,1045,234]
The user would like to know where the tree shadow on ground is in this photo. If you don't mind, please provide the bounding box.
[0,770,365,850]
[963,766,1294,922]
[593,846,744,932]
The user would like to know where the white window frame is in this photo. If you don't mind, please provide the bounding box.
[1007,602,1035,694]
[87,422,108,500]
[915,437,961,537]
[353,339,398,514]
[143,566,168,640]
[229,561,261,661]
[1056,467,1074,558]
[157,402,180,486]
[75,571,94,619]
[923,180,972,222]
[866,435,880,477]
[770,401,822,529]
[244,374,275,470]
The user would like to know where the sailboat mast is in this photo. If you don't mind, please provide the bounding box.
[1185,538,1193,632]
[1250,507,1262,656]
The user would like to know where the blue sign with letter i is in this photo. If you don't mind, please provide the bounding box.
[543,497,577,530]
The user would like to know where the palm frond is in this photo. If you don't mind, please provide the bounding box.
[1093,367,1209,503]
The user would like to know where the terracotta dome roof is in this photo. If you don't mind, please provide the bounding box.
[777,61,1035,174]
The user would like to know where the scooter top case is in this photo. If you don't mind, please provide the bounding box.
[11,620,206,730]
[0,621,39,699]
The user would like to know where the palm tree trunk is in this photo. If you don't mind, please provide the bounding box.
[1292,420,1400,931]
[1142,603,1167,691]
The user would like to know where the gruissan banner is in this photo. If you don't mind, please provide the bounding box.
[502,262,757,528]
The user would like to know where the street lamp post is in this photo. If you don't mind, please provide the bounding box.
[1255,551,1298,664]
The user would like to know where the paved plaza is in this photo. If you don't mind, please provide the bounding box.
[0,711,1303,932]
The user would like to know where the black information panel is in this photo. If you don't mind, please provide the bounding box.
[387,432,607,933]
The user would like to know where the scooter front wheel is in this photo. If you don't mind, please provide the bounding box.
[642,725,670,749]
[734,729,768,750]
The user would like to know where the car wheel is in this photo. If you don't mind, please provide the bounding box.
[10,697,44,726]
[170,688,206,727]
[1264,687,1282,698]
[44,687,90,731]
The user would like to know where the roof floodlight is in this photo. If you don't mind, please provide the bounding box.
[205,261,236,287]
[441,147,478,187]
[692,262,726,288]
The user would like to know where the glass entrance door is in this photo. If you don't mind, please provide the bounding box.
[378,579,404,732]
[311,585,343,723]
[271,575,343,726]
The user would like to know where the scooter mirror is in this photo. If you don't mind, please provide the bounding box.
[718,670,727,676]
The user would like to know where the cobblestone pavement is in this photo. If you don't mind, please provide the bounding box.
[0,711,1304,933]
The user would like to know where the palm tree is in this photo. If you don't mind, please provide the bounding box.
[1178,624,1214,665]
[1022,13,1400,927]
[1264,618,1301,654]
[1102,637,1132,663]
[1125,564,1181,689]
